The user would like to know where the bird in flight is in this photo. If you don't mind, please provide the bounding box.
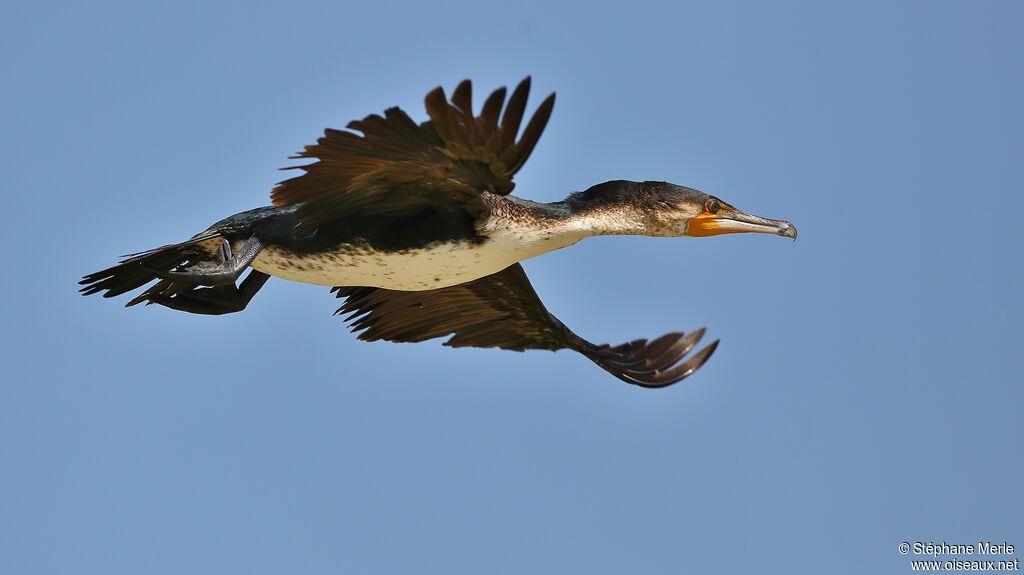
[81,78,796,388]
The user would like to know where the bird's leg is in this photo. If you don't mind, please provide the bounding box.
[146,270,271,315]
[145,236,264,287]
[213,238,233,263]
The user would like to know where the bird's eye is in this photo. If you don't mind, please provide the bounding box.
[706,200,721,214]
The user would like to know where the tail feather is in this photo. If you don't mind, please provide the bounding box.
[125,278,199,307]
[80,232,223,304]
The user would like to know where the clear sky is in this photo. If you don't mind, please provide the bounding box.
[2,1,1021,573]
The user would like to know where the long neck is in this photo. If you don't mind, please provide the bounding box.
[552,200,654,237]
[480,194,654,258]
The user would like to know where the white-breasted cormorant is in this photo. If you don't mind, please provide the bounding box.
[81,78,796,388]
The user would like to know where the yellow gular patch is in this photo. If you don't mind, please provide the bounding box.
[686,212,734,237]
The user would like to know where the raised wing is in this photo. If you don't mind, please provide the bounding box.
[271,78,556,235]
[333,264,719,388]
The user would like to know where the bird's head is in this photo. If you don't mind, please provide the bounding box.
[568,180,797,240]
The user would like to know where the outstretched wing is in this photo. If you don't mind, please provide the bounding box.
[333,264,719,388]
[271,78,556,235]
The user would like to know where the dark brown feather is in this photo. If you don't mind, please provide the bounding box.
[450,79,476,143]
[271,78,557,236]
[504,92,556,174]
[423,87,453,142]
[477,86,506,140]
[332,264,718,388]
[500,77,531,149]
[79,232,224,304]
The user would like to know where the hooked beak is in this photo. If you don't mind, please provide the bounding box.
[686,208,797,239]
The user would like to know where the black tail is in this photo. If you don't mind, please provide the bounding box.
[80,232,224,306]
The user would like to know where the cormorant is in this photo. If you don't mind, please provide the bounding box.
[81,78,796,388]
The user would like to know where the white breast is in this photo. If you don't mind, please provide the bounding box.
[250,225,581,291]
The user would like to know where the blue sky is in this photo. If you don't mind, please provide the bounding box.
[2,1,1021,573]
